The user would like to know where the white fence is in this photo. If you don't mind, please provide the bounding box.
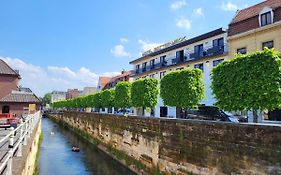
[0,111,41,175]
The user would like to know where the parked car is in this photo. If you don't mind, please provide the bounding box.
[185,106,240,123]
[115,109,133,115]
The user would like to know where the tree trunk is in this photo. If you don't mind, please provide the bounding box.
[253,110,258,123]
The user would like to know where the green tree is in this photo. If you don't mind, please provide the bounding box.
[91,92,102,111]
[101,89,115,112]
[115,81,132,112]
[211,49,281,122]
[131,78,159,116]
[160,68,205,112]
[42,93,51,106]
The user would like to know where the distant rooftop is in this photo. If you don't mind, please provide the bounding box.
[0,90,41,103]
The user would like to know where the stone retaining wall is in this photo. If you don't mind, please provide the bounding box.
[50,111,281,175]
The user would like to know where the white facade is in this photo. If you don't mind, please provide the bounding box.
[130,28,227,118]
[81,87,97,96]
[51,91,66,103]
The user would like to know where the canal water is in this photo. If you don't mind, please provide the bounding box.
[39,118,135,175]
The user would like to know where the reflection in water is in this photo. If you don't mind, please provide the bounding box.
[39,118,135,175]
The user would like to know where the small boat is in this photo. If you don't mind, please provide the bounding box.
[72,146,80,152]
[50,132,55,135]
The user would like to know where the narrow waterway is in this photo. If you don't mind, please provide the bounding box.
[38,118,136,175]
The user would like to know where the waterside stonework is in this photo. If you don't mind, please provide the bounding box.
[50,111,281,175]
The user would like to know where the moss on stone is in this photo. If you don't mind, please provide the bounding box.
[33,132,43,175]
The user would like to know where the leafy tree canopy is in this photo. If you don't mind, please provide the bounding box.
[101,89,115,108]
[131,78,159,108]
[211,48,281,111]
[114,81,131,109]
[160,68,205,109]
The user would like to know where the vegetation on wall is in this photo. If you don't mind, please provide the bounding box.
[160,68,205,109]
[211,48,281,122]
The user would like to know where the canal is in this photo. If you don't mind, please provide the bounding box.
[38,118,136,175]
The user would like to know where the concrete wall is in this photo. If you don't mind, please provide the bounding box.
[53,111,281,175]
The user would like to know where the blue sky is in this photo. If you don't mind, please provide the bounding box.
[0,0,262,96]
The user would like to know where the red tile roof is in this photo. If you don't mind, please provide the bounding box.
[108,71,131,83]
[98,77,111,89]
[231,0,281,24]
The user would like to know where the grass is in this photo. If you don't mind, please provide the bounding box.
[33,132,43,175]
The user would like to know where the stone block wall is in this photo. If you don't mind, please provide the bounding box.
[52,111,281,175]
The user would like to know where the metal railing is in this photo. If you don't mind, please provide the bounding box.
[133,44,228,75]
[0,111,41,175]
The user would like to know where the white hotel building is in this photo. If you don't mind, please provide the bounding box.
[129,28,228,118]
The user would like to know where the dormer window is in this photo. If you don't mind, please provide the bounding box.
[259,8,273,27]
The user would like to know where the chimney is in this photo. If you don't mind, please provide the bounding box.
[121,69,125,74]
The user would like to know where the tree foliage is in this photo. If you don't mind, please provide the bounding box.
[114,81,132,109]
[91,92,102,109]
[42,93,51,106]
[160,68,205,108]
[101,89,115,108]
[131,78,159,108]
[211,48,281,111]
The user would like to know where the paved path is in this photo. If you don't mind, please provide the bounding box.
[0,128,20,164]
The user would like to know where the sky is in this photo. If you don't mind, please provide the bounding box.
[0,0,262,97]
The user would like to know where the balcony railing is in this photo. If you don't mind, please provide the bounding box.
[133,44,227,75]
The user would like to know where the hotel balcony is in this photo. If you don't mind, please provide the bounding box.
[133,44,227,76]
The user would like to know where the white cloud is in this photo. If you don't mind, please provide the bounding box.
[48,66,76,78]
[138,39,162,52]
[120,38,129,43]
[176,17,192,30]
[110,44,130,57]
[0,56,120,97]
[220,1,238,11]
[170,0,186,11]
[193,8,204,17]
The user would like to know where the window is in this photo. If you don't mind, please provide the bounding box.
[150,59,155,69]
[136,65,140,73]
[176,50,184,59]
[213,38,224,47]
[2,105,9,113]
[260,11,272,26]
[194,63,204,71]
[213,59,224,67]
[194,44,204,55]
[160,106,168,117]
[160,55,167,66]
[262,41,274,49]
[142,62,147,72]
[149,74,155,78]
[237,47,247,54]
[160,71,166,79]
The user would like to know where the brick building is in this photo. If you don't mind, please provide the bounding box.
[66,89,82,99]
[0,59,41,117]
